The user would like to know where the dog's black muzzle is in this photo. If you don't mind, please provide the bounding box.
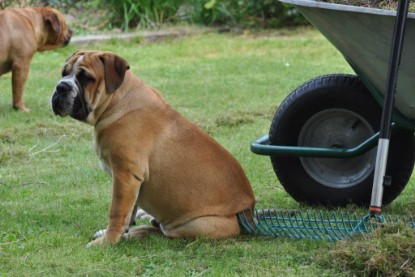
[51,81,71,116]
[63,29,73,46]
[51,81,90,121]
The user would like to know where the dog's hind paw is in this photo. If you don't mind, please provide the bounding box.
[136,209,154,221]
[136,209,160,228]
[93,229,106,238]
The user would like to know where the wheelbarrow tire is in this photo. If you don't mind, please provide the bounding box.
[269,74,415,207]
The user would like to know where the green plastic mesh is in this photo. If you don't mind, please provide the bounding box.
[238,208,415,241]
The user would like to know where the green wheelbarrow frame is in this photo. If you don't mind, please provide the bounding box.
[238,0,415,239]
[251,131,380,158]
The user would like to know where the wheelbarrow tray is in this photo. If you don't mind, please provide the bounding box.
[282,0,415,127]
[252,0,415,158]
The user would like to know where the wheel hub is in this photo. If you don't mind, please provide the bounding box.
[299,109,376,189]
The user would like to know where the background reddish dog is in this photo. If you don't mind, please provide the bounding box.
[0,6,72,112]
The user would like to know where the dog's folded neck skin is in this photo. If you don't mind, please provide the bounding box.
[84,89,114,126]
[92,71,167,130]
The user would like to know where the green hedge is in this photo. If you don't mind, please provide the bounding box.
[91,0,307,30]
[2,0,307,31]
[189,0,307,28]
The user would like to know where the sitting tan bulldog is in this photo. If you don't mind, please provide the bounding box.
[0,6,72,112]
[51,50,255,246]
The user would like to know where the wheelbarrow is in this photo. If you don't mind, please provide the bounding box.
[239,0,415,240]
[250,0,415,211]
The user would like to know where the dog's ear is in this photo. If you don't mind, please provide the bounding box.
[99,53,130,94]
[42,8,61,34]
[66,50,84,62]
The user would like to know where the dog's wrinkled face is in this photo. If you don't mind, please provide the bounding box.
[39,7,72,51]
[51,50,130,124]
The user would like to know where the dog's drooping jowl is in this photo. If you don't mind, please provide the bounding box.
[51,50,255,246]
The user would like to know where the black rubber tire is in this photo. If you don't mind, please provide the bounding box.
[269,74,415,206]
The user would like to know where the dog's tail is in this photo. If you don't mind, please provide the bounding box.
[237,208,297,236]
[237,208,257,235]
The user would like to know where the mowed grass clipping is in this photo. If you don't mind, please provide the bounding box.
[1,28,414,276]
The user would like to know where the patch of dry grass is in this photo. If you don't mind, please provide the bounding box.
[320,223,415,276]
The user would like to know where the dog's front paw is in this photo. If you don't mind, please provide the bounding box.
[13,103,30,113]
[87,230,122,247]
[86,236,107,247]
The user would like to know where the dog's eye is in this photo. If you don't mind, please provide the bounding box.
[61,66,69,77]
[77,69,94,84]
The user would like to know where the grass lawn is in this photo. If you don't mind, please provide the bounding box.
[1,28,414,276]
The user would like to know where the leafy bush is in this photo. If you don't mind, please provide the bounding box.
[90,0,185,31]
[0,0,82,9]
[84,0,306,31]
[0,0,307,31]
[190,0,307,28]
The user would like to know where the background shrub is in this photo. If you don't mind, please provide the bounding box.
[189,0,307,28]
[0,0,307,31]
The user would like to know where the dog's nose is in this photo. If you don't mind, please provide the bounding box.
[64,29,72,46]
[56,81,71,94]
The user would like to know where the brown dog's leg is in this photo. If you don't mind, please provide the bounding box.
[87,169,142,247]
[161,215,241,239]
[12,59,31,112]
[123,225,161,240]
[129,203,139,226]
